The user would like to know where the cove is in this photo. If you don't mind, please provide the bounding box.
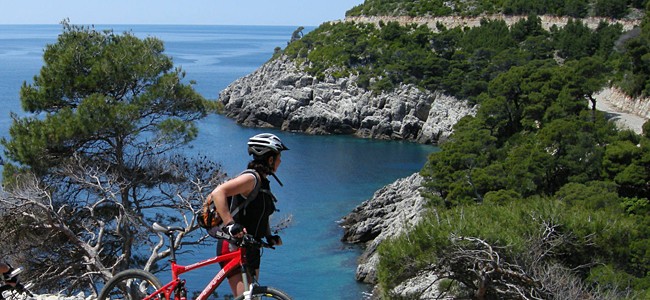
[179,114,436,299]
[0,24,438,299]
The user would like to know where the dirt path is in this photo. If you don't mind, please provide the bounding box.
[595,88,648,134]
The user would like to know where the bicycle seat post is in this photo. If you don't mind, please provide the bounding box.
[167,231,177,263]
[152,222,183,263]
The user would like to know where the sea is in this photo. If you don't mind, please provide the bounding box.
[0,24,437,299]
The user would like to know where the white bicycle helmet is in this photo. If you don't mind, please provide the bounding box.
[247,133,289,157]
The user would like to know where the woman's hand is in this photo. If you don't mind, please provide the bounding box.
[266,235,282,246]
[224,222,245,239]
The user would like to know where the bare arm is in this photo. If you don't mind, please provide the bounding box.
[209,173,256,225]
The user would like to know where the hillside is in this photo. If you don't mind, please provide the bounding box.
[345,14,640,31]
[342,14,650,133]
[338,4,650,300]
[346,0,646,20]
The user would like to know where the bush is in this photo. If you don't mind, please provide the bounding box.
[377,196,649,298]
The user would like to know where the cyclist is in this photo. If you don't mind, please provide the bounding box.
[208,133,288,297]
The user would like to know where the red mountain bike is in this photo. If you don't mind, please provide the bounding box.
[98,222,291,300]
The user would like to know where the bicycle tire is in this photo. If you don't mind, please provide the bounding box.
[98,269,163,300]
[233,286,292,300]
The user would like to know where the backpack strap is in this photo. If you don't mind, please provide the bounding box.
[241,169,261,200]
[229,169,261,218]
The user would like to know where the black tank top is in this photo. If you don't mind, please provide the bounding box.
[234,176,276,239]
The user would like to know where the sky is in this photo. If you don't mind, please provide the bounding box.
[0,0,365,26]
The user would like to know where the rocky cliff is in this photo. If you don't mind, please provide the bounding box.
[340,173,427,284]
[339,173,439,298]
[219,56,476,144]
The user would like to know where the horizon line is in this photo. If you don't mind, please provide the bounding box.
[0,21,339,27]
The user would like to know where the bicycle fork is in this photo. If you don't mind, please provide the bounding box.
[240,265,259,300]
[241,284,261,300]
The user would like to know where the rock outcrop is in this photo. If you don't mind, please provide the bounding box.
[219,56,476,144]
[390,270,446,299]
[339,173,428,284]
[340,172,448,298]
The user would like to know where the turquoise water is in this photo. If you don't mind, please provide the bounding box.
[0,25,437,299]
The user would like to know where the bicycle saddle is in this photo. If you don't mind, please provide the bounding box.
[152,222,184,234]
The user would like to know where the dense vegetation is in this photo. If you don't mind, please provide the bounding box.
[284,17,624,102]
[283,1,650,299]
[391,57,650,297]
[347,0,648,19]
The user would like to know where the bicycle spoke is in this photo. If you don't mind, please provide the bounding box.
[100,271,161,300]
[112,279,152,299]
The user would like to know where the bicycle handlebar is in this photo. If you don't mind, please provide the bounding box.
[152,222,275,250]
[210,229,275,249]
[240,234,275,249]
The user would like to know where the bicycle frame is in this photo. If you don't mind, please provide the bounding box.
[145,246,249,300]
[107,223,281,300]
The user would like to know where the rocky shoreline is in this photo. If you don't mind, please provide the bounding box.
[340,173,427,284]
[339,173,440,298]
[219,55,476,145]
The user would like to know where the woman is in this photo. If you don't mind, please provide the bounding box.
[208,133,288,296]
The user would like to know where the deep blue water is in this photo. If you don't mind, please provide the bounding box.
[0,25,437,299]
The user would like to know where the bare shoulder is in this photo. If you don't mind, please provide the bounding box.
[219,172,257,196]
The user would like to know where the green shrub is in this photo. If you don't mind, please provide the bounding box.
[377,197,649,298]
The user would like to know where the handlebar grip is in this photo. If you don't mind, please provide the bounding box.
[207,229,276,249]
[240,234,275,249]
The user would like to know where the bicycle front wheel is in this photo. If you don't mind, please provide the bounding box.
[234,286,292,300]
[98,269,163,300]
